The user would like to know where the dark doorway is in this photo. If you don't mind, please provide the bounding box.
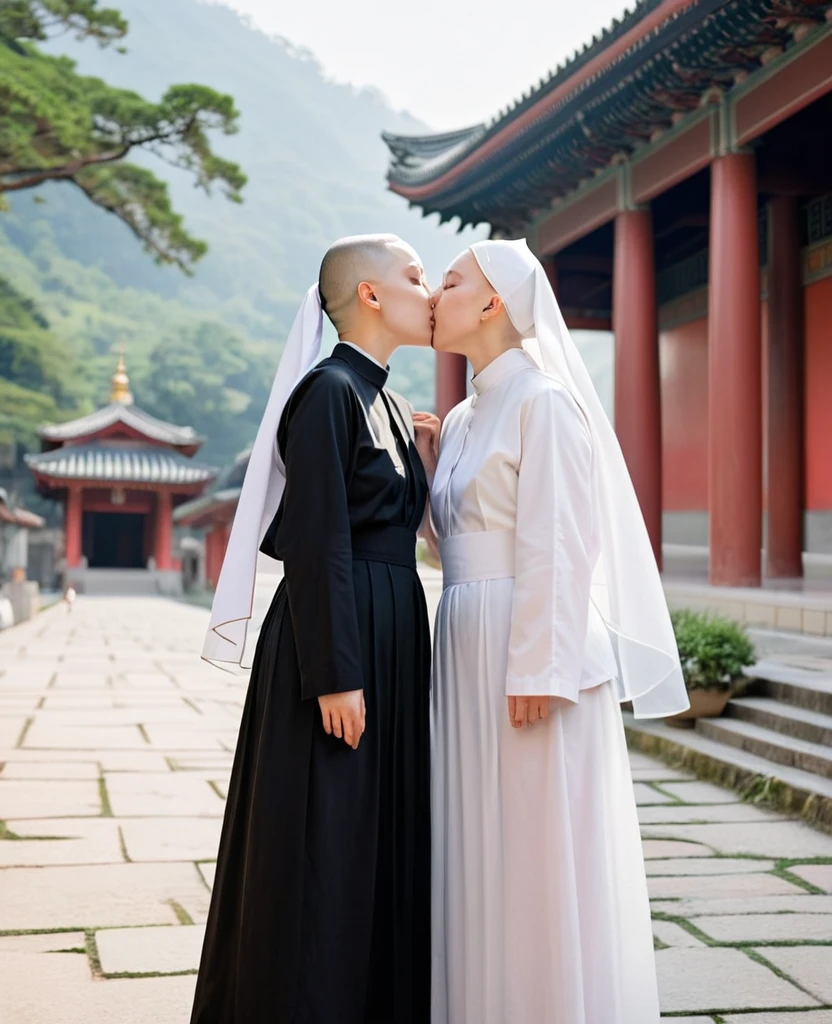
[83,511,146,569]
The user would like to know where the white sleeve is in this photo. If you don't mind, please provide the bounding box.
[505,385,594,702]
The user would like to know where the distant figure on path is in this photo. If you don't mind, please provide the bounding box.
[191,234,434,1024]
[62,584,76,613]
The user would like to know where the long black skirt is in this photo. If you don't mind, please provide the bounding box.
[190,560,431,1024]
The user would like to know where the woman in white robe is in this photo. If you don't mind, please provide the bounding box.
[424,239,688,1024]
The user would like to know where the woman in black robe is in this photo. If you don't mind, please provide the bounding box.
[190,336,431,1023]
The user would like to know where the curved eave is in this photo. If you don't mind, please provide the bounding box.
[39,403,203,451]
[385,0,693,201]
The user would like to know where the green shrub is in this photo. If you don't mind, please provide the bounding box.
[670,609,756,692]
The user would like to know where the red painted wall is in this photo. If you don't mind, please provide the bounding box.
[805,276,832,511]
[653,277,832,516]
[659,318,709,510]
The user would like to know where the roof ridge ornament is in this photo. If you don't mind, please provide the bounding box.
[110,344,134,406]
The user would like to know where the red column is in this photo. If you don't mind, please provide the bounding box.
[435,352,468,422]
[766,196,804,578]
[205,529,217,589]
[154,490,172,570]
[65,486,83,568]
[613,208,663,567]
[709,153,762,586]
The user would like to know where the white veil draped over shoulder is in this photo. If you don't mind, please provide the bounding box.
[470,239,688,719]
[201,284,324,668]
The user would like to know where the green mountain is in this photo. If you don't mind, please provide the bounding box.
[0,0,484,492]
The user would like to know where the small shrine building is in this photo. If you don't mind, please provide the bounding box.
[25,354,217,594]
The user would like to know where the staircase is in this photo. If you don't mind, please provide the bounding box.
[624,628,832,830]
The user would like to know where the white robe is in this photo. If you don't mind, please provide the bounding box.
[431,347,660,1024]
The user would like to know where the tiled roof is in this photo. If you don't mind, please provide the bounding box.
[25,444,216,486]
[383,0,832,230]
[173,487,242,524]
[39,403,201,447]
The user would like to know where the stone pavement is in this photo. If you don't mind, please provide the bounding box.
[2,593,832,1022]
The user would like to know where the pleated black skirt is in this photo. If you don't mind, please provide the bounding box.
[190,560,431,1024]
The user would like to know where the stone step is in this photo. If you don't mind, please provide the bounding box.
[744,670,832,716]
[697,716,832,779]
[725,696,832,746]
[623,714,832,833]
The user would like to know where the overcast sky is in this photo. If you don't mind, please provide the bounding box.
[217,0,632,131]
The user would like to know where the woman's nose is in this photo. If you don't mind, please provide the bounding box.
[429,286,442,308]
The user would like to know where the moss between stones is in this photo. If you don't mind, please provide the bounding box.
[624,726,832,835]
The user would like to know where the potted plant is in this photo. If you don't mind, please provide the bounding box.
[666,609,756,727]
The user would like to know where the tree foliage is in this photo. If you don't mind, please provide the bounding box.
[0,0,246,271]
[0,0,127,48]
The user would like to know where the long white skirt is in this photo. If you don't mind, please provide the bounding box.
[432,576,660,1024]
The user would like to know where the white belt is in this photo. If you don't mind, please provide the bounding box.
[440,530,515,588]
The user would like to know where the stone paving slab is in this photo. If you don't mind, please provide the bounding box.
[20,723,148,750]
[0,818,124,867]
[0,716,26,747]
[0,931,86,952]
[634,782,677,805]
[656,948,819,1013]
[791,864,832,892]
[653,919,707,948]
[97,923,205,975]
[652,894,832,917]
[642,839,714,858]
[641,820,832,858]
[1,952,197,1024]
[757,947,832,1004]
[696,912,832,942]
[0,778,102,818]
[0,760,101,779]
[106,773,225,817]
[4,594,832,1021]
[722,1015,832,1023]
[639,803,790,825]
[646,857,777,876]
[648,871,805,901]
[198,862,216,889]
[660,780,745,804]
[119,817,223,862]
[0,862,210,930]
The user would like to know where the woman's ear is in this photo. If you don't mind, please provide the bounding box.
[481,293,504,322]
[357,281,380,309]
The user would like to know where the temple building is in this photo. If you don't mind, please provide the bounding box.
[173,448,250,591]
[25,353,217,595]
[384,0,832,591]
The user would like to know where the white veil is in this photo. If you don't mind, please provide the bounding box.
[470,239,688,719]
[201,284,324,667]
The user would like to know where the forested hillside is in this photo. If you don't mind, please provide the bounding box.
[0,0,482,498]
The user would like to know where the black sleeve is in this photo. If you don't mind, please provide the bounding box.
[274,369,364,701]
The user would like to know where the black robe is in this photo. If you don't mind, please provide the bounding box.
[190,343,431,1024]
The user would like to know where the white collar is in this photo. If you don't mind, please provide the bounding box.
[339,341,387,371]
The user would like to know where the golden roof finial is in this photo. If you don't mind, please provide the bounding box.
[110,344,134,405]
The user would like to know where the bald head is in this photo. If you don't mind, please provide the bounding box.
[319,233,411,334]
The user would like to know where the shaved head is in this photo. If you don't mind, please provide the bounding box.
[319,233,414,333]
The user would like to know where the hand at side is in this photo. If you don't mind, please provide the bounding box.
[318,689,366,749]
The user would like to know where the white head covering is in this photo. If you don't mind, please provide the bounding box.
[470,238,688,719]
[202,284,323,667]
